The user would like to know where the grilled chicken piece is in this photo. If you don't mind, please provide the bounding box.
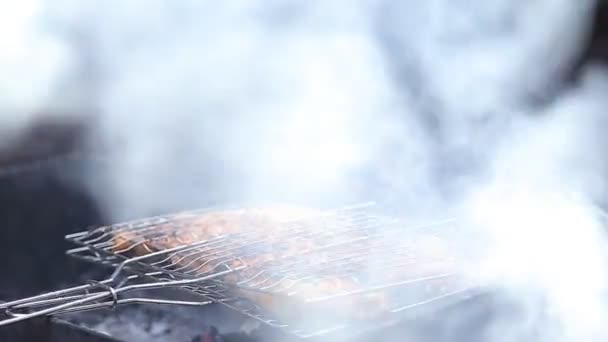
[110,205,456,322]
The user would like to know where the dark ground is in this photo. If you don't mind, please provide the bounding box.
[0,158,104,299]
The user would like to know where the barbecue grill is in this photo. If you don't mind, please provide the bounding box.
[0,202,483,341]
[5,2,608,337]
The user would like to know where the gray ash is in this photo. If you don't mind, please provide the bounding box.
[63,304,259,342]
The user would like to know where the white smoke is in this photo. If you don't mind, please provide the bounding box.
[0,0,80,145]
[463,67,608,341]
[3,0,608,341]
[39,0,411,217]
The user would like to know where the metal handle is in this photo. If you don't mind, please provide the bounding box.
[0,268,237,327]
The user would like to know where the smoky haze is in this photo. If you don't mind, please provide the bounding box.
[3,0,608,341]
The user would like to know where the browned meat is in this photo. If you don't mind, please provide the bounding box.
[110,205,457,322]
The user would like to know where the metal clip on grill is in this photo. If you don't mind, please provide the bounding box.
[0,244,243,326]
[0,203,480,339]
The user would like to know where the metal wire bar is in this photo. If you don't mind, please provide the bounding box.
[183,273,479,339]
[66,204,397,282]
[0,202,479,341]
[64,204,465,303]
[67,203,377,251]
[7,297,214,317]
[0,256,242,327]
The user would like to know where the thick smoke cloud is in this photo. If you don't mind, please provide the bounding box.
[2,0,608,341]
[42,0,413,217]
[0,0,80,144]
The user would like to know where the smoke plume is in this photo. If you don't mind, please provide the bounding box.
[0,0,80,144]
[3,0,608,341]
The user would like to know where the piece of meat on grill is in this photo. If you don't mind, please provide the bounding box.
[110,205,457,322]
